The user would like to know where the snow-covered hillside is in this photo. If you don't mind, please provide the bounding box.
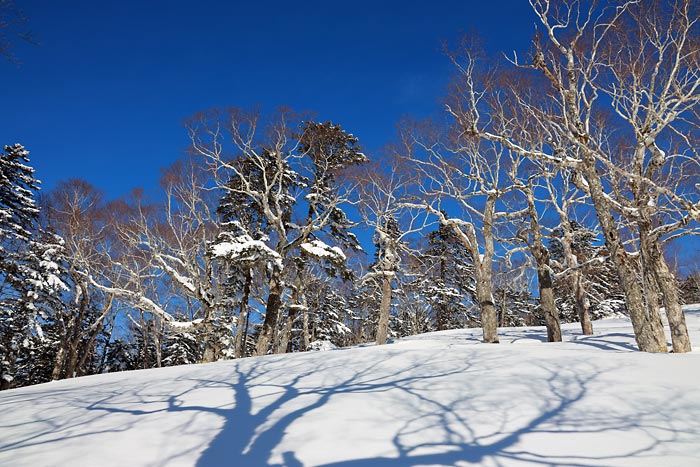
[2,308,700,467]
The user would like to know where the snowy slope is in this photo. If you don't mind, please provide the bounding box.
[2,308,700,467]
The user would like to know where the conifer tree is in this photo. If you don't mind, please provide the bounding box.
[0,144,42,389]
[419,219,477,330]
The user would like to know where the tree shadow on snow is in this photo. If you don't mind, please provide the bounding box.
[88,349,700,466]
[3,344,699,467]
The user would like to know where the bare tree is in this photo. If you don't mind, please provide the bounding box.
[543,168,594,335]
[357,163,430,345]
[43,180,119,380]
[511,176,563,342]
[448,0,700,352]
[116,160,226,362]
[187,109,366,356]
[404,115,529,343]
[0,0,34,64]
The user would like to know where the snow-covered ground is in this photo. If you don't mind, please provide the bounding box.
[3,308,700,467]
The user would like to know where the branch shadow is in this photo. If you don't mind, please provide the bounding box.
[570,333,640,352]
[2,340,700,467]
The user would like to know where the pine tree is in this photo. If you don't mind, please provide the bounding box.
[102,339,137,373]
[0,144,42,389]
[305,277,353,348]
[418,220,477,331]
[549,222,626,322]
[679,273,700,305]
[162,330,200,366]
[11,230,70,386]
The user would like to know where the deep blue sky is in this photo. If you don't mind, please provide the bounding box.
[1,1,533,198]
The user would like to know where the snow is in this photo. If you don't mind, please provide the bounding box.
[300,240,346,262]
[210,235,283,269]
[308,340,338,351]
[3,308,700,466]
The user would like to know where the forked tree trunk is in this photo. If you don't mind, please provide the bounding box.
[278,272,305,354]
[580,159,666,352]
[76,323,104,372]
[559,216,593,335]
[554,41,667,351]
[447,199,500,344]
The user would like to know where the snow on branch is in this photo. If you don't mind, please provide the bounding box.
[300,239,346,262]
[84,274,201,330]
[210,233,283,270]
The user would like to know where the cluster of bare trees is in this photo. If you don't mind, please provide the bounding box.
[4,0,700,391]
[392,0,700,353]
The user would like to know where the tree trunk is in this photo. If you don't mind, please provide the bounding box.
[302,296,310,351]
[655,259,691,353]
[557,43,664,351]
[51,342,67,380]
[76,323,103,374]
[527,190,562,342]
[201,317,217,363]
[478,197,499,343]
[573,270,593,335]
[278,308,296,354]
[537,265,562,342]
[255,276,283,356]
[560,217,593,335]
[499,288,507,327]
[66,339,80,378]
[156,327,162,368]
[641,254,666,343]
[580,159,666,352]
[234,269,252,359]
[476,277,499,343]
[376,271,393,345]
[641,229,691,353]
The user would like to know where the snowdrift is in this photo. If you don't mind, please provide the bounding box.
[2,308,700,466]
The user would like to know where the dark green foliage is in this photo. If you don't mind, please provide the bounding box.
[417,220,478,330]
[0,144,41,389]
[549,221,626,322]
[679,273,700,305]
[103,339,138,373]
[162,330,200,366]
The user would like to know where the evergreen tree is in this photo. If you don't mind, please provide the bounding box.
[418,220,477,330]
[679,273,700,305]
[0,144,42,389]
[102,338,137,373]
[549,221,626,323]
[162,330,200,366]
[11,230,70,386]
[305,277,353,348]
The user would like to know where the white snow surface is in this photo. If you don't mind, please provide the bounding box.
[3,308,700,466]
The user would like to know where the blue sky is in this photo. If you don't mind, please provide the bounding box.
[0,0,533,198]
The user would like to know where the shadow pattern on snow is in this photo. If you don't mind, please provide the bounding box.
[2,336,700,466]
